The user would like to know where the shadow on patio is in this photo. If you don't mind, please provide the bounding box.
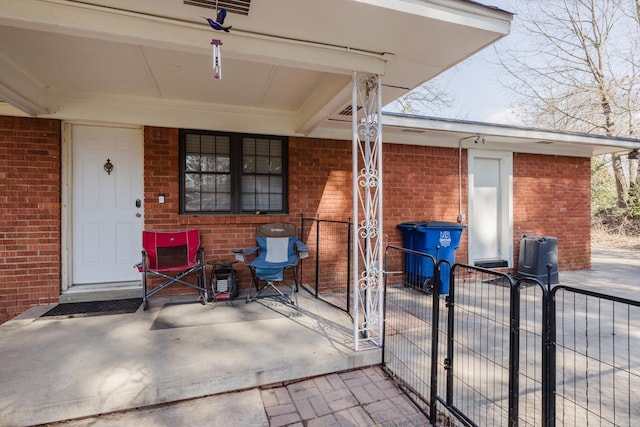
[0,291,380,426]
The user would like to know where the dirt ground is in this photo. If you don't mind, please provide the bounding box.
[591,224,640,250]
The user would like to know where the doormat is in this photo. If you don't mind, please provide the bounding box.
[40,298,142,319]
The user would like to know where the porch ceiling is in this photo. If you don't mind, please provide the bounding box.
[0,0,511,136]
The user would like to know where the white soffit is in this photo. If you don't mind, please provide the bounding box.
[0,0,512,135]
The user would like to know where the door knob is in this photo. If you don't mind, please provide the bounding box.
[135,199,141,208]
[136,213,142,218]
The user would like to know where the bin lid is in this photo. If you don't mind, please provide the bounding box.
[397,221,466,230]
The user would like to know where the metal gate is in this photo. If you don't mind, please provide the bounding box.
[382,245,640,426]
[300,218,351,313]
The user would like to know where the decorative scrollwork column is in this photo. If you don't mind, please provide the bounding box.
[352,72,383,350]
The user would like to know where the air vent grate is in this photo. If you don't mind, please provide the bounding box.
[337,105,362,117]
[184,0,251,16]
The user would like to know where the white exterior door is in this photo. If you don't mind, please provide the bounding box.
[72,125,143,285]
[468,150,513,267]
[473,157,501,259]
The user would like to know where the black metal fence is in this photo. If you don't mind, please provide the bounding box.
[382,245,640,426]
[300,218,351,313]
[551,286,640,426]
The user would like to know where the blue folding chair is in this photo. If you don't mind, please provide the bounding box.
[233,223,308,304]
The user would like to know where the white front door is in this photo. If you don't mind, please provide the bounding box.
[468,150,513,267]
[72,125,143,285]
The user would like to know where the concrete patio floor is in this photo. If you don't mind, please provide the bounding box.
[1,246,638,426]
[0,290,383,426]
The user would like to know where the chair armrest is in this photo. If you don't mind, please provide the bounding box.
[295,241,310,260]
[135,249,148,271]
[232,246,258,262]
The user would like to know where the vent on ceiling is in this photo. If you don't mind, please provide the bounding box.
[337,105,362,117]
[401,129,425,134]
[184,0,251,16]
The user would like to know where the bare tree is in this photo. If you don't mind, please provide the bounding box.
[499,0,640,208]
[387,76,456,115]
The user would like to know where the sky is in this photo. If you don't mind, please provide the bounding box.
[384,0,528,125]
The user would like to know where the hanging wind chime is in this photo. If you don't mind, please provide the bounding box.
[210,39,222,79]
[203,1,232,80]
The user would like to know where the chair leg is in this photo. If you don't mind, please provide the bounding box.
[142,273,148,310]
[247,279,295,305]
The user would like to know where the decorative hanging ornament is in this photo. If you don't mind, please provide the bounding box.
[211,39,222,79]
[203,2,230,80]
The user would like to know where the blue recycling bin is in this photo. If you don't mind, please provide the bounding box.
[397,221,466,294]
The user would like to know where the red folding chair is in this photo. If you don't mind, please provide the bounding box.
[136,230,207,310]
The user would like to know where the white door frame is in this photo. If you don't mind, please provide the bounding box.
[467,149,514,267]
[60,122,143,291]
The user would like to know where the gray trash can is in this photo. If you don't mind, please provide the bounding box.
[517,236,559,284]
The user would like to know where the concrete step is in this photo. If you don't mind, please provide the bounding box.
[59,282,142,303]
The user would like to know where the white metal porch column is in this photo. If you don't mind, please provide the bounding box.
[352,72,383,350]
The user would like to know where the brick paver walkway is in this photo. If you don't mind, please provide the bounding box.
[260,367,429,427]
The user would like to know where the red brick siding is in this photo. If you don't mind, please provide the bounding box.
[289,138,470,289]
[383,144,468,261]
[0,116,61,323]
[0,120,592,323]
[513,153,591,270]
[289,139,466,248]
[142,131,592,295]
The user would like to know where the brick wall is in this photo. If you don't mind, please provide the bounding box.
[142,130,591,295]
[513,153,591,270]
[0,120,592,323]
[0,116,62,323]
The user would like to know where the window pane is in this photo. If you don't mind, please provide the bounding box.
[255,156,269,173]
[270,139,282,155]
[185,191,200,211]
[202,175,216,192]
[270,176,282,193]
[216,138,230,154]
[185,155,201,172]
[243,156,255,173]
[201,193,215,210]
[216,193,231,210]
[216,174,231,192]
[270,194,283,211]
[242,193,255,211]
[243,138,255,155]
[256,193,270,211]
[216,155,230,172]
[242,175,255,192]
[185,173,200,190]
[186,135,200,153]
[201,135,216,153]
[255,139,270,156]
[201,154,216,172]
[255,176,269,192]
[270,157,282,174]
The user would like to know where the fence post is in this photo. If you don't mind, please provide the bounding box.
[347,219,352,314]
[508,279,520,427]
[541,287,556,427]
[430,260,443,420]
[444,262,455,406]
[314,218,320,297]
